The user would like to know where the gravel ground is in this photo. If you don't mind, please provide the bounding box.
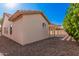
[0,36,79,56]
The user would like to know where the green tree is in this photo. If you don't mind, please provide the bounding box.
[0,17,2,25]
[63,3,79,42]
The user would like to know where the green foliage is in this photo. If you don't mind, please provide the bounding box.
[63,3,79,42]
[54,24,58,29]
[0,19,2,25]
[0,17,2,25]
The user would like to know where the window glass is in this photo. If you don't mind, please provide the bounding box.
[42,23,46,28]
[10,25,12,35]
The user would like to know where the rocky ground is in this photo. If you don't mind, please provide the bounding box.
[0,36,79,56]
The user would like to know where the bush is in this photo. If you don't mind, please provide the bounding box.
[63,3,79,42]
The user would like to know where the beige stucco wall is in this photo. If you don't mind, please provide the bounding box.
[2,15,13,39]
[2,14,49,45]
[2,13,68,46]
[12,14,49,45]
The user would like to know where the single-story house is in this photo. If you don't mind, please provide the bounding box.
[1,10,50,45]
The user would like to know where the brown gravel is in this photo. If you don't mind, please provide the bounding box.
[0,36,79,56]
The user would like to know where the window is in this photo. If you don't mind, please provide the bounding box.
[42,23,46,28]
[10,25,12,35]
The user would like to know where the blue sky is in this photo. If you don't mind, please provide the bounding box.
[0,3,70,25]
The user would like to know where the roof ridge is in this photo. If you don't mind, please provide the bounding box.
[17,10,41,12]
[4,13,11,17]
[8,10,50,24]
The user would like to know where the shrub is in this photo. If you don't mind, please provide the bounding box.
[63,3,79,42]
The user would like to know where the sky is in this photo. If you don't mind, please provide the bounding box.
[0,3,70,25]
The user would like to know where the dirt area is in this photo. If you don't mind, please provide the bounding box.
[0,36,79,56]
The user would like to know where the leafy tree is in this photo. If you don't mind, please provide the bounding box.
[0,17,2,25]
[63,3,79,42]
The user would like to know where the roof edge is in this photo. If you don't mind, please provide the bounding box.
[8,10,51,24]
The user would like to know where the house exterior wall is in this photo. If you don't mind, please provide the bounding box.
[2,15,13,39]
[12,14,49,45]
